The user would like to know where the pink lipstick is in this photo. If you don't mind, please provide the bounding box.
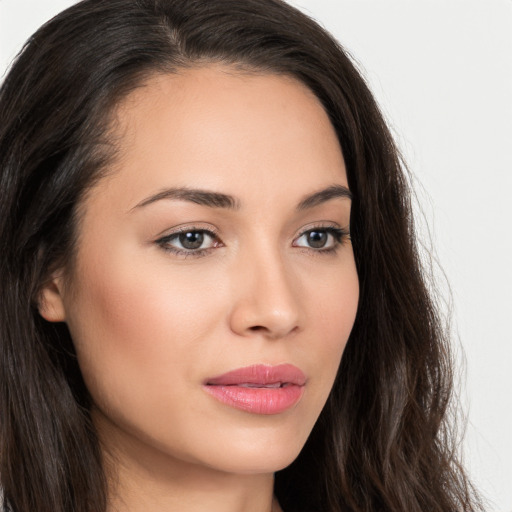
[203,364,306,415]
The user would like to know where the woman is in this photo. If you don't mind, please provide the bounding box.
[0,1,483,511]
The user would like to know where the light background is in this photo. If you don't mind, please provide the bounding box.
[1,1,511,510]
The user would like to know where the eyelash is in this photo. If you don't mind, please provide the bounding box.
[155,224,350,259]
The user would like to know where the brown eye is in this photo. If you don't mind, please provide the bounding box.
[305,230,328,248]
[293,227,347,252]
[179,231,205,250]
[157,229,219,255]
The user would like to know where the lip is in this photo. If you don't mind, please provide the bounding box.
[203,364,306,415]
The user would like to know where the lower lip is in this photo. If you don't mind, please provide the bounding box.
[203,384,304,415]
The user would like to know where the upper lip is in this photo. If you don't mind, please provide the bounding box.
[205,364,306,387]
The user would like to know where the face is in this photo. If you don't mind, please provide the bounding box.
[41,66,359,477]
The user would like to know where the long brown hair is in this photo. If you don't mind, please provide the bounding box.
[0,1,482,511]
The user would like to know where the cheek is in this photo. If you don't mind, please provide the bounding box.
[309,259,359,390]
[309,253,359,337]
[290,252,359,416]
[64,249,227,409]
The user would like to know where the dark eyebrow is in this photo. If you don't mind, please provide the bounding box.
[296,184,352,210]
[131,183,351,212]
[131,187,241,211]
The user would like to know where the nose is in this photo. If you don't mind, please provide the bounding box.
[228,248,301,340]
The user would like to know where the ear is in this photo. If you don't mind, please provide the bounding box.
[38,273,67,322]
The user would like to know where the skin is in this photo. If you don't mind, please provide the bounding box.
[40,65,359,512]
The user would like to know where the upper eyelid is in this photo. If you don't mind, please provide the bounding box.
[155,223,220,239]
[293,221,346,239]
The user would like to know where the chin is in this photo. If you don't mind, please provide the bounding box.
[203,447,304,475]
[187,421,313,475]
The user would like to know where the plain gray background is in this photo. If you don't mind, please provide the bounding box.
[1,1,511,510]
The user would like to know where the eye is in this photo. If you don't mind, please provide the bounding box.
[156,228,221,256]
[293,226,348,252]
[175,231,209,250]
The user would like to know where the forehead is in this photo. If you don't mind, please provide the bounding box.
[93,65,347,212]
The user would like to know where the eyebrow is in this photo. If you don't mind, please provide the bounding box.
[132,187,241,211]
[131,184,352,212]
[296,184,352,210]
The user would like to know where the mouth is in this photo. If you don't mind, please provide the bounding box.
[203,364,306,415]
[237,382,291,388]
